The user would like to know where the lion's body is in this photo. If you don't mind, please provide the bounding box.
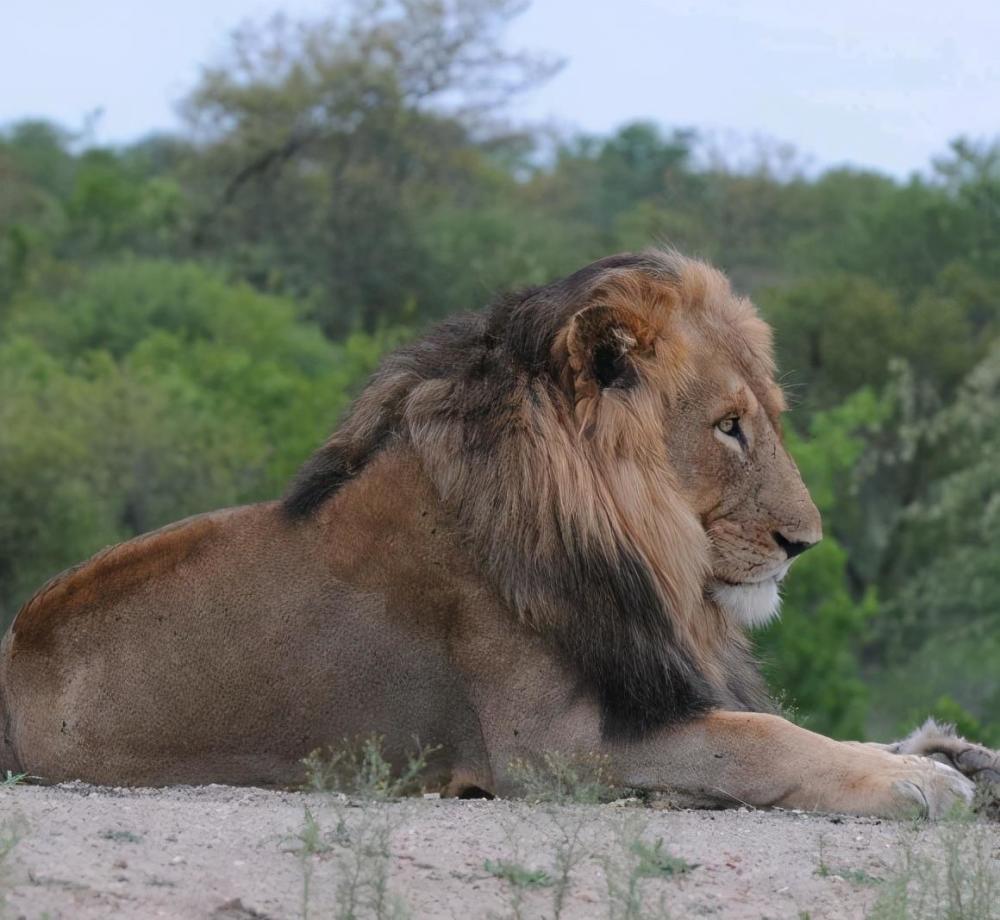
[0,251,977,816]
[1,457,521,789]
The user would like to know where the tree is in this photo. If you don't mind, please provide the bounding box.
[756,391,887,738]
[760,276,903,414]
[0,260,397,629]
[181,0,558,332]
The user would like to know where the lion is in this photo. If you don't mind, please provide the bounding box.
[0,250,980,816]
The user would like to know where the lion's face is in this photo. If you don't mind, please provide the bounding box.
[663,346,822,628]
[561,256,822,630]
[631,271,823,629]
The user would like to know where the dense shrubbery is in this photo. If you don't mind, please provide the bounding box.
[2,0,998,742]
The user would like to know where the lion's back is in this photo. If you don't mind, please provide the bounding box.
[9,508,240,646]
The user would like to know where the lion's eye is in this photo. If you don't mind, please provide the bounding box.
[716,417,741,438]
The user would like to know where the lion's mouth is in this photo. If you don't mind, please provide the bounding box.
[713,561,792,588]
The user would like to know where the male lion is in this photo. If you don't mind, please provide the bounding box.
[0,251,980,816]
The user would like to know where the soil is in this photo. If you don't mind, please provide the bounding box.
[2,782,997,919]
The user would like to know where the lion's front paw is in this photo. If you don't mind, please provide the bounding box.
[949,744,1000,784]
[887,755,975,819]
[888,719,1000,785]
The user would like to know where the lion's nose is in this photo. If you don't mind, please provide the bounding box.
[773,531,817,559]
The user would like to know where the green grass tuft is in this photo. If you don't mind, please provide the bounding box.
[0,773,24,790]
[484,858,553,889]
[630,837,695,879]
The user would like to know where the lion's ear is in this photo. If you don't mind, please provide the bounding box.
[565,303,646,394]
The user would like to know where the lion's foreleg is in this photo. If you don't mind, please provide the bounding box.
[607,711,974,818]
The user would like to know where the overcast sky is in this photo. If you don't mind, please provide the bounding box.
[3,0,998,176]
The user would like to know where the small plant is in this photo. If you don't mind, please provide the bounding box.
[506,750,623,804]
[486,807,592,920]
[545,809,591,920]
[290,735,419,920]
[815,834,881,886]
[483,824,565,920]
[332,807,409,920]
[0,772,24,789]
[485,858,552,888]
[302,734,438,800]
[602,816,683,920]
[630,837,695,879]
[284,807,328,920]
[817,864,881,885]
[487,811,691,920]
[98,829,143,844]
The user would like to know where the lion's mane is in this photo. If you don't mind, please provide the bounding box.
[285,251,771,737]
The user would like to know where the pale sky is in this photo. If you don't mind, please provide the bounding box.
[2,0,998,176]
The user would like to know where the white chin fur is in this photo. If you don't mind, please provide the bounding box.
[711,578,782,628]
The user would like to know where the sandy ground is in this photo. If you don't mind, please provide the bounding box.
[2,783,998,920]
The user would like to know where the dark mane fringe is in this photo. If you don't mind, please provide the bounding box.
[284,252,680,517]
[283,429,392,518]
[549,531,717,735]
[283,250,770,736]
[283,309,496,518]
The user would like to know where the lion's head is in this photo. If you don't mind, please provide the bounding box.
[544,253,822,632]
[286,249,821,735]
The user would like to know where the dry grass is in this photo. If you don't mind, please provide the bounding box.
[505,751,626,805]
[288,743,699,919]
[301,735,438,801]
[868,816,1000,920]
[281,743,1000,919]
[288,736,434,919]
